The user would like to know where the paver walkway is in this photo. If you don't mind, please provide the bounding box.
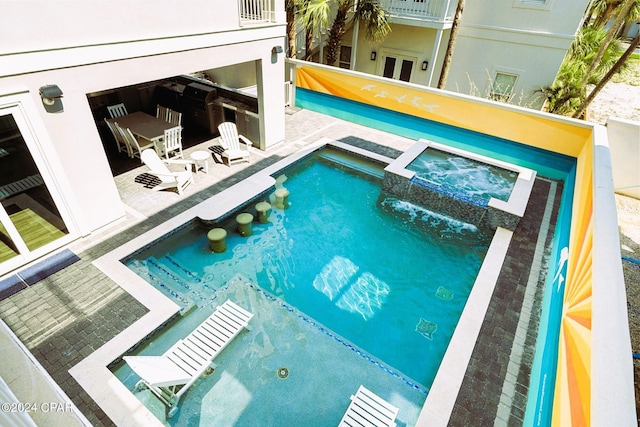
[0,108,558,426]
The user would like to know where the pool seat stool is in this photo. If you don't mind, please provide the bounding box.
[207,228,227,253]
[338,385,399,427]
[275,188,290,209]
[255,201,271,223]
[236,213,254,237]
[123,299,253,418]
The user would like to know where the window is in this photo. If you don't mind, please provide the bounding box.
[339,46,352,69]
[489,72,518,102]
[513,0,554,10]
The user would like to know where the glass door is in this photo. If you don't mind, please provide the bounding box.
[0,109,70,270]
[382,55,415,82]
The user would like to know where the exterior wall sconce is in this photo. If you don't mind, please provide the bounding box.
[39,85,63,113]
[421,61,429,71]
[370,51,376,61]
[272,45,283,54]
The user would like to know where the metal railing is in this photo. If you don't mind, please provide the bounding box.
[379,0,455,21]
[239,0,273,24]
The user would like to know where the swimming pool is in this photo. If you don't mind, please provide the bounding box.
[124,147,492,389]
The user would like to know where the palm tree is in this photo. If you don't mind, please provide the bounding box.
[286,0,297,58]
[304,0,390,66]
[303,0,331,61]
[572,33,640,118]
[539,0,638,116]
[438,0,466,89]
[579,0,637,86]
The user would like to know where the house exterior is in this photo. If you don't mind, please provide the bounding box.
[304,0,590,109]
[0,0,287,277]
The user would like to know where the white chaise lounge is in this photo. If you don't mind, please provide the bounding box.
[338,385,399,427]
[123,299,253,418]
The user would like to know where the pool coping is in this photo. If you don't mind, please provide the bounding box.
[70,138,512,427]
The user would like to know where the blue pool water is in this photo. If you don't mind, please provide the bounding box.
[407,148,517,205]
[126,150,491,388]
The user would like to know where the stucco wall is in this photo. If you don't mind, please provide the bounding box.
[607,116,640,199]
[0,0,286,254]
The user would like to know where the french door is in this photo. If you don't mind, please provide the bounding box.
[382,54,415,82]
[0,105,71,274]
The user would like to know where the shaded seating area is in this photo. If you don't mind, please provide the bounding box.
[140,149,193,195]
[123,299,253,418]
[339,385,399,427]
[218,121,251,166]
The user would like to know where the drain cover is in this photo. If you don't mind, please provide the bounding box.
[277,367,289,379]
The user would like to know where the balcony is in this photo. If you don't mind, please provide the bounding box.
[379,0,456,24]
[239,0,277,25]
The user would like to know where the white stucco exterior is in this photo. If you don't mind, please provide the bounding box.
[0,0,286,274]
[444,0,590,108]
[335,0,589,109]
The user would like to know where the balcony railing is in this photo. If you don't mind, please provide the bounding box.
[379,0,455,22]
[239,0,274,24]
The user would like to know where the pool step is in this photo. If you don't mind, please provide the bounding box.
[318,150,385,179]
[130,257,203,314]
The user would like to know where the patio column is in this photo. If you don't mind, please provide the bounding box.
[256,54,286,150]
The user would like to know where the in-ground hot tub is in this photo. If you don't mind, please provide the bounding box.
[383,139,537,231]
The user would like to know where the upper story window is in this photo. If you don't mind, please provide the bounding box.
[513,0,554,10]
[489,72,518,102]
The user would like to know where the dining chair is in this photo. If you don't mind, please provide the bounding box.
[167,109,182,127]
[156,105,169,121]
[160,126,184,160]
[107,103,128,118]
[117,124,155,162]
[104,119,131,157]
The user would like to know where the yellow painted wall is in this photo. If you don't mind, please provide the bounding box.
[296,66,592,157]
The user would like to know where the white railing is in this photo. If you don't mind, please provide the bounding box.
[379,0,455,21]
[239,0,273,24]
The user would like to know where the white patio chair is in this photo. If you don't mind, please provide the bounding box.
[167,109,182,127]
[217,121,252,166]
[339,385,399,427]
[139,149,193,195]
[104,119,131,157]
[159,126,184,160]
[107,103,128,118]
[116,125,155,163]
[156,105,169,121]
[123,299,253,417]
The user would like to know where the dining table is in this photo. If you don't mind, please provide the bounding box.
[107,111,176,146]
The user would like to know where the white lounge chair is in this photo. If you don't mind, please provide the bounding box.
[339,385,399,427]
[123,299,253,418]
[141,149,193,195]
[217,121,252,166]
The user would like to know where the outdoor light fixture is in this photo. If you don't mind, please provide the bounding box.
[39,84,64,113]
[272,45,283,54]
[421,61,429,71]
[370,51,376,61]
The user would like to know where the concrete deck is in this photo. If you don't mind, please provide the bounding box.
[0,108,559,426]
